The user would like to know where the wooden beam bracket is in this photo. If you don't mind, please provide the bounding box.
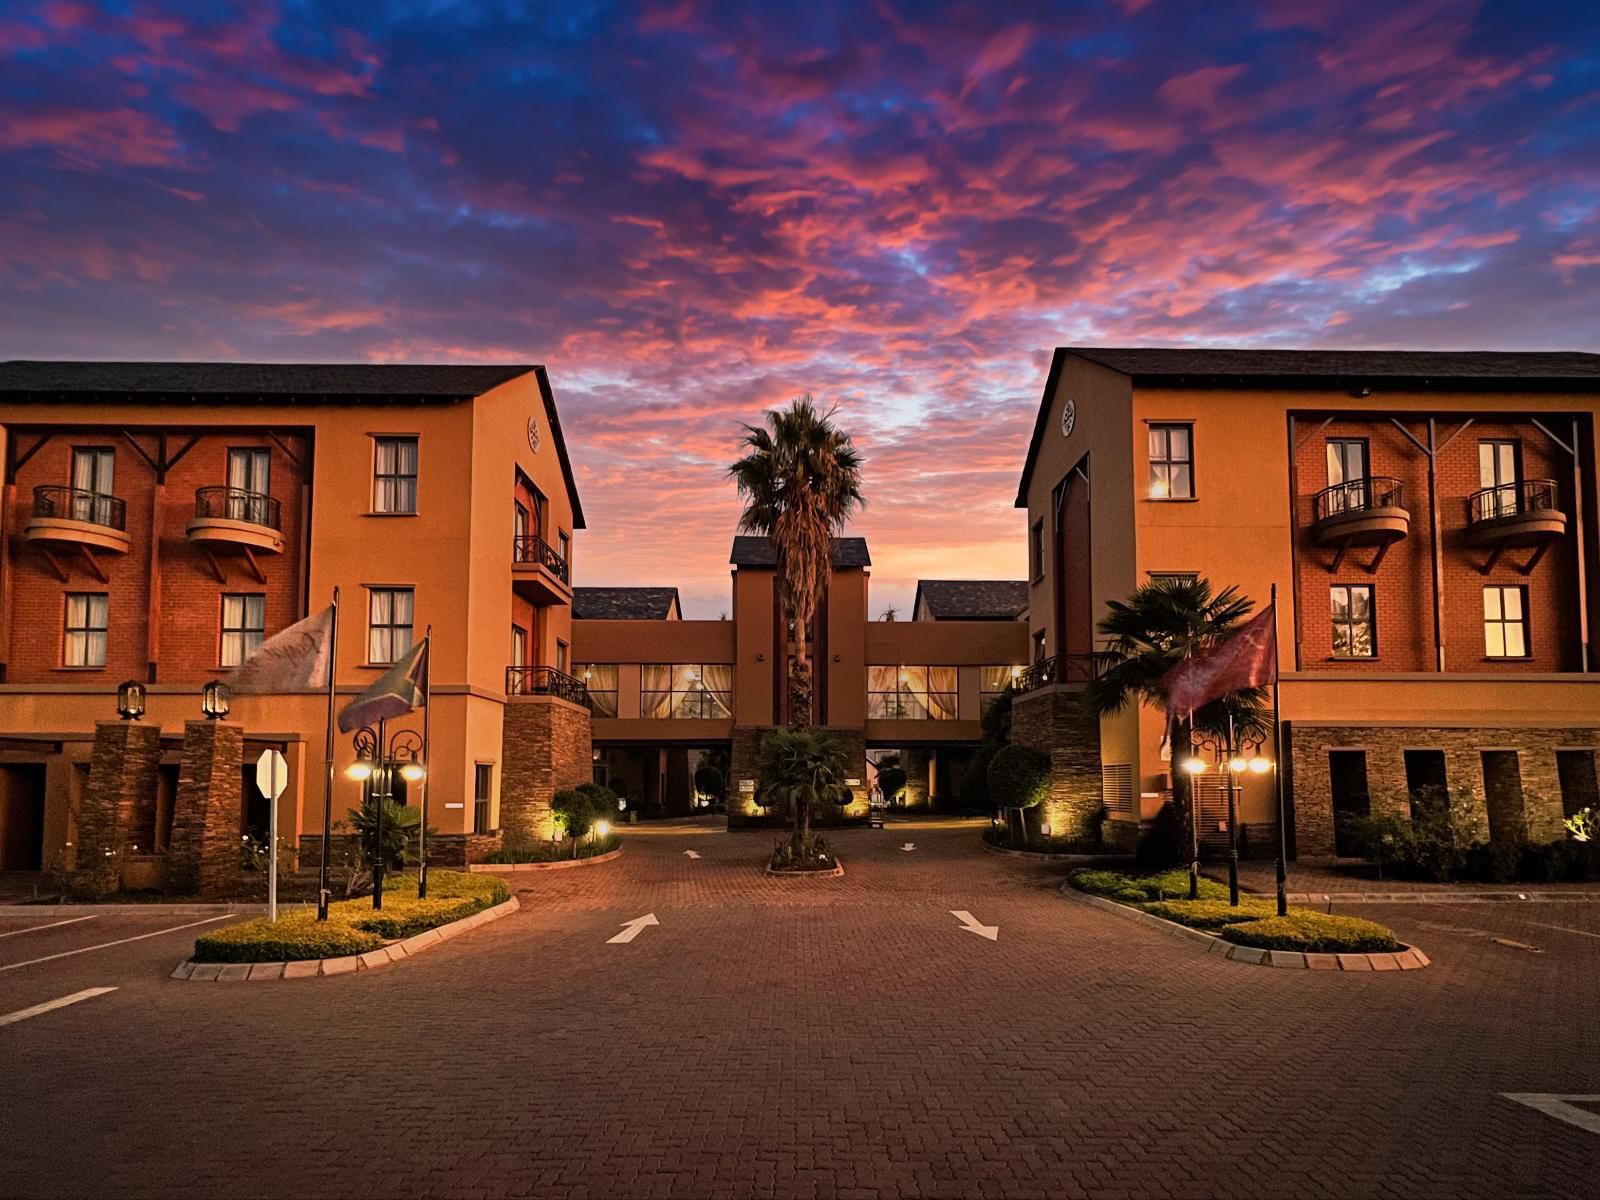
[200,546,227,584]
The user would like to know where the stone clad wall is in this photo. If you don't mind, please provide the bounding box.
[1010,685,1104,841]
[77,720,161,893]
[164,720,245,896]
[1290,723,1593,857]
[728,725,868,828]
[501,696,592,846]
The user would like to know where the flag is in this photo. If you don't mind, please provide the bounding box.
[338,638,429,734]
[1164,603,1277,715]
[228,606,334,694]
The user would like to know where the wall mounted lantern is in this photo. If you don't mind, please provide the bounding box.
[201,680,231,720]
[116,679,146,721]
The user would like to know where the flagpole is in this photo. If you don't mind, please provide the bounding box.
[317,587,340,922]
[373,714,387,911]
[1271,583,1289,917]
[1187,708,1200,901]
[417,626,432,900]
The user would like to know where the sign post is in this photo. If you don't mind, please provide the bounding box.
[255,749,289,922]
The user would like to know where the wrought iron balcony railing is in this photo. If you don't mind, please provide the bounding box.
[1311,476,1405,523]
[506,665,590,707]
[513,534,570,583]
[1468,479,1558,525]
[32,485,126,530]
[194,486,281,530]
[1015,653,1115,693]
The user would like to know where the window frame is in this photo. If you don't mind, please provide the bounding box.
[63,592,109,668]
[473,762,494,834]
[575,663,619,717]
[1483,584,1530,660]
[866,665,959,720]
[1329,583,1377,660]
[1146,421,1195,500]
[1029,519,1044,582]
[979,665,1018,716]
[366,586,416,665]
[220,593,267,668]
[641,664,733,720]
[510,623,527,669]
[371,435,419,515]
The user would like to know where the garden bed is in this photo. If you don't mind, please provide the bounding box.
[470,834,622,871]
[1066,869,1428,970]
[767,836,842,876]
[766,858,845,877]
[183,871,510,968]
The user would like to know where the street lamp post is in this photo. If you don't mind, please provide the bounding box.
[346,723,424,911]
[1189,725,1273,908]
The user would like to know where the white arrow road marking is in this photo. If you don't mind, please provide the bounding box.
[0,915,97,940]
[0,915,233,973]
[684,850,701,859]
[607,913,660,944]
[1502,1094,1600,1137]
[950,910,999,941]
[901,843,916,852]
[0,987,117,1028]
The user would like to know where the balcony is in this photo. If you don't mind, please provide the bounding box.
[185,487,285,556]
[512,534,572,605]
[1466,481,1566,570]
[506,665,590,707]
[1015,653,1114,694]
[1308,477,1409,571]
[23,486,132,558]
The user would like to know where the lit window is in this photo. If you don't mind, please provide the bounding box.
[575,663,619,717]
[221,594,267,667]
[1484,586,1528,658]
[1330,585,1375,659]
[1147,423,1193,499]
[642,665,732,719]
[373,437,418,514]
[64,593,108,667]
[867,666,957,719]
[980,666,1017,715]
[367,587,415,664]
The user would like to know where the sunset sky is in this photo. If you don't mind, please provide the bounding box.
[3,1,1598,616]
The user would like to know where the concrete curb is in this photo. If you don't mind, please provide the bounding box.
[980,841,1132,864]
[0,903,269,916]
[468,847,623,873]
[766,858,846,878]
[1060,883,1430,971]
[1281,890,1600,905]
[171,896,520,981]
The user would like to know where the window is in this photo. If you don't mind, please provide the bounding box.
[1032,630,1046,662]
[473,763,494,834]
[70,447,116,524]
[1480,750,1525,845]
[514,502,530,544]
[577,663,619,717]
[1328,750,1370,856]
[372,437,418,514]
[642,664,732,719]
[1148,572,1198,588]
[1330,584,1375,658]
[980,666,1017,715]
[1029,519,1044,582]
[225,448,272,524]
[1147,423,1193,499]
[1403,749,1448,814]
[558,530,571,567]
[220,594,266,667]
[367,587,414,664]
[1557,750,1599,820]
[556,639,569,673]
[64,593,108,667]
[1324,439,1371,514]
[1483,585,1528,658]
[1478,440,1521,519]
[510,624,527,669]
[867,666,957,720]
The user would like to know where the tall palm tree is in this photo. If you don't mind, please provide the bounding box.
[730,395,864,733]
[1087,577,1268,894]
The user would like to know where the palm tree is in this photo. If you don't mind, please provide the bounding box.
[1087,577,1268,895]
[755,729,853,853]
[729,395,864,733]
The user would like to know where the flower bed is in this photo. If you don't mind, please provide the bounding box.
[191,871,509,964]
[768,836,840,874]
[480,833,620,864]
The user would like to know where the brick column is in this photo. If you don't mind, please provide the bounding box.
[164,720,244,897]
[903,748,932,810]
[1011,685,1103,841]
[77,720,161,895]
[501,696,592,847]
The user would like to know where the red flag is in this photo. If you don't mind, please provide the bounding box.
[1164,604,1277,715]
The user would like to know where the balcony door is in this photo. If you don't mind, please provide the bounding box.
[70,447,115,524]
[1325,439,1368,513]
[1479,440,1521,519]
[226,448,271,523]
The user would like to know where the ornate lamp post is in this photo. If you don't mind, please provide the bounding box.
[1188,722,1272,907]
[345,724,424,911]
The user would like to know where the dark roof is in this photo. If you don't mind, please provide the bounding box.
[573,587,681,620]
[0,360,586,529]
[0,361,537,399]
[913,580,1029,621]
[1017,346,1600,506]
[729,535,871,568]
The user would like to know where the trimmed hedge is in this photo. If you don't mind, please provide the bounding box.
[482,833,620,864]
[987,744,1050,811]
[193,871,509,963]
[1142,897,1278,929]
[1070,868,1228,904]
[1220,912,1399,954]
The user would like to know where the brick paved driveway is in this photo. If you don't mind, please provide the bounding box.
[2,818,1596,1199]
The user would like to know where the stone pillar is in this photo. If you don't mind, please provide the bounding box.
[164,720,244,897]
[1010,685,1103,841]
[728,726,768,827]
[903,748,932,810]
[502,696,592,846]
[77,721,161,895]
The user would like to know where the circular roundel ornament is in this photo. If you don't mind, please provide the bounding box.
[1060,396,1076,438]
[527,416,541,453]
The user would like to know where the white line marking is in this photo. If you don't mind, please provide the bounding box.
[950,910,999,941]
[0,915,98,940]
[606,913,659,944]
[683,850,701,859]
[901,843,916,852]
[1530,922,1600,941]
[1502,1094,1600,1136]
[0,916,234,972]
[0,987,117,1028]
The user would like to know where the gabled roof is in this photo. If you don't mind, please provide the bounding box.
[913,579,1028,621]
[729,535,871,568]
[0,360,586,528]
[573,587,681,620]
[1016,346,1600,506]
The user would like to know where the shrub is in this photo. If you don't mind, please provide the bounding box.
[693,763,724,801]
[1135,800,1185,869]
[987,745,1050,811]
[958,745,997,813]
[1142,897,1278,929]
[345,796,422,872]
[1070,868,1227,904]
[876,755,908,805]
[553,789,598,839]
[576,781,621,814]
[483,833,621,863]
[193,916,383,963]
[1220,911,1399,954]
[770,835,835,871]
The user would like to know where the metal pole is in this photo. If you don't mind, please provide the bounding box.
[372,715,386,911]
[1225,713,1240,906]
[1271,584,1289,917]
[1185,712,1200,901]
[317,588,339,922]
[418,628,432,899]
[1427,418,1445,672]
[268,755,279,923]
